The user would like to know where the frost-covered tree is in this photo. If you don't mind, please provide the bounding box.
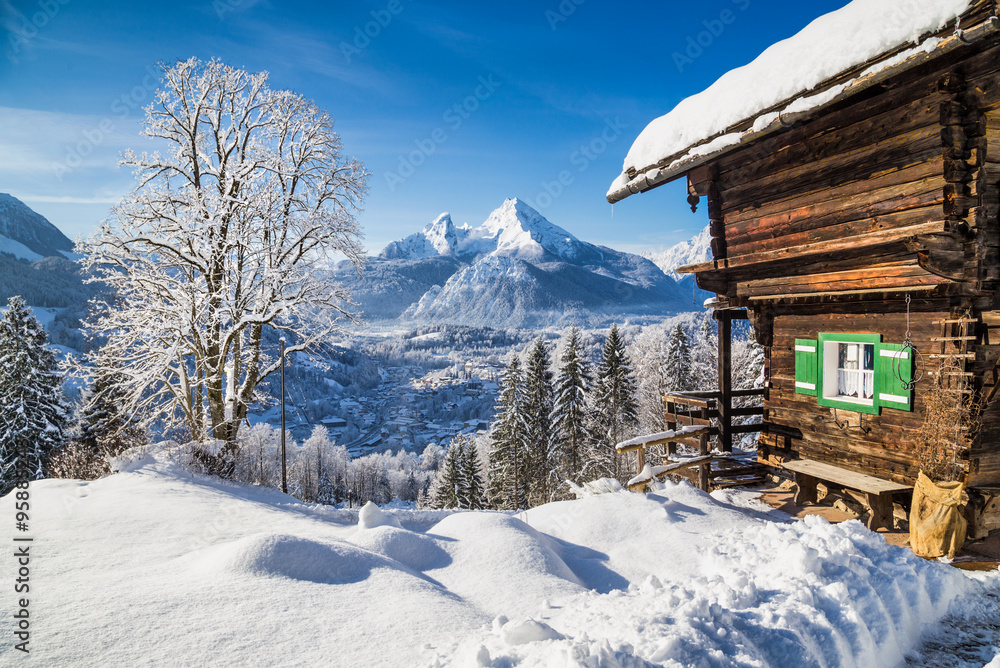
[551,326,591,489]
[693,315,719,390]
[587,324,638,482]
[433,437,466,509]
[663,323,694,392]
[522,337,554,505]
[401,470,419,504]
[80,57,368,452]
[0,297,67,493]
[632,324,668,436]
[460,437,485,510]
[488,355,528,510]
[75,355,145,457]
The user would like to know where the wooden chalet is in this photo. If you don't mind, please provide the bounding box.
[609,1,1000,538]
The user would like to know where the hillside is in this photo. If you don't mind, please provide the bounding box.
[338,199,692,328]
[2,444,994,666]
[0,193,74,259]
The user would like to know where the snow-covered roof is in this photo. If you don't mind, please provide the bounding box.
[608,0,990,203]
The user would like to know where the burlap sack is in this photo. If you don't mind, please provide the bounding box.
[909,471,968,559]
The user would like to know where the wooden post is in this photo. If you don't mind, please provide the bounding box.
[865,492,893,531]
[792,472,818,506]
[698,432,710,491]
[716,310,733,453]
[665,398,677,456]
[280,337,287,494]
[636,445,645,477]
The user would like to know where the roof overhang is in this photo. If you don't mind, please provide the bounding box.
[607,14,999,205]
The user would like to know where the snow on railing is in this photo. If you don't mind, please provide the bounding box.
[615,425,710,452]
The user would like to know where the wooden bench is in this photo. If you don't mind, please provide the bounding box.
[782,459,912,531]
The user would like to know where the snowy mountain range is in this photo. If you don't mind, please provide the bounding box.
[0,193,75,260]
[336,198,698,329]
[642,225,712,281]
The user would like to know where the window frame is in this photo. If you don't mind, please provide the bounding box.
[817,332,882,415]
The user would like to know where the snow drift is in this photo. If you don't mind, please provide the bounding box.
[0,444,993,667]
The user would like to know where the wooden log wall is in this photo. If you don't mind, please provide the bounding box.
[971,311,1000,486]
[706,65,958,301]
[758,308,956,487]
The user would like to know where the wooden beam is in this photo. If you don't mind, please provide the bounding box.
[718,311,733,453]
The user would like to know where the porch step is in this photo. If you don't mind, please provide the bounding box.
[712,475,768,488]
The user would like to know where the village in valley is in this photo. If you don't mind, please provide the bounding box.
[4,0,1000,666]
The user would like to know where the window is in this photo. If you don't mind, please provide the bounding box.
[834,341,874,402]
[794,332,913,414]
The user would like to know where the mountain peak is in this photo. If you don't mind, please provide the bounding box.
[0,193,74,259]
[379,212,459,260]
[474,197,583,261]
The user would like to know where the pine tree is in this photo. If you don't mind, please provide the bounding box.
[402,470,419,504]
[694,315,719,390]
[522,338,555,505]
[487,355,529,510]
[317,471,335,505]
[76,356,145,459]
[664,323,694,392]
[462,438,485,510]
[587,324,639,483]
[433,437,466,509]
[0,296,67,494]
[551,326,592,489]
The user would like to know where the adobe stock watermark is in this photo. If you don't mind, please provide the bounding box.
[340,0,410,64]
[4,0,71,65]
[524,116,626,211]
[545,0,585,31]
[51,65,161,181]
[384,74,502,192]
[212,0,260,20]
[673,0,752,73]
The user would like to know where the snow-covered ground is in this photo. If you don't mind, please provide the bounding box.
[2,444,997,667]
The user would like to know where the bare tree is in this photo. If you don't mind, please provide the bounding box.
[81,58,368,450]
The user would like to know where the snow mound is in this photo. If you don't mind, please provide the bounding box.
[429,512,586,617]
[499,618,565,646]
[358,500,403,529]
[191,533,392,585]
[349,525,450,572]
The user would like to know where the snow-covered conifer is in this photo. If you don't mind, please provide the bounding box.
[551,326,591,490]
[461,438,485,510]
[522,337,555,505]
[80,58,368,453]
[487,355,528,510]
[664,323,694,392]
[401,470,419,504]
[693,315,719,390]
[0,296,67,493]
[76,357,145,457]
[586,324,639,483]
[433,437,466,509]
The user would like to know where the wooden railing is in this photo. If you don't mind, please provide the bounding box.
[664,388,765,453]
[617,388,767,493]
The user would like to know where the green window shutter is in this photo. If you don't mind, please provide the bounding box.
[794,339,818,396]
[875,343,913,411]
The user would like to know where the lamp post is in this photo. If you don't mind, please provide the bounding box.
[280,336,287,494]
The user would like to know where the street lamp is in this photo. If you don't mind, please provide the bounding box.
[280,336,287,494]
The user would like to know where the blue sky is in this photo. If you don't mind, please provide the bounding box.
[0,0,844,255]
